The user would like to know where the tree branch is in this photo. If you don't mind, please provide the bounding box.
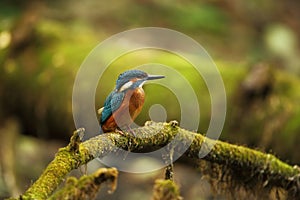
[11,121,300,199]
[49,167,118,200]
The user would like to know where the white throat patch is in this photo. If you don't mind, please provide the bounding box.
[139,81,146,88]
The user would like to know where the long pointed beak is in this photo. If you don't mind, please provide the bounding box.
[147,74,165,80]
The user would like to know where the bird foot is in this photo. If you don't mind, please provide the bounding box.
[115,129,126,136]
[115,127,136,137]
[126,125,136,137]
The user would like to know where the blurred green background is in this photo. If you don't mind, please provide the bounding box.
[0,0,300,199]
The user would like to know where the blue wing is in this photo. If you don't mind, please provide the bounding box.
[100,91,125,124]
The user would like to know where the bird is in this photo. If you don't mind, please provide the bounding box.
[99,69,165,133]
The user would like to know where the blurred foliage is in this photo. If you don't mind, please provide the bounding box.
[0,0,300,199]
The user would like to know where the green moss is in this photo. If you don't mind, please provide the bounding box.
[14,121,300,199]
[152,179,182,200]
[49,168,118,200]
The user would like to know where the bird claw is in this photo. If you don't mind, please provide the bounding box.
[115,129,126,136]
[126,126,136,137]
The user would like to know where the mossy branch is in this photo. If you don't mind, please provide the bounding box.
[151,164,182,200]
[10,121,300,199]
[49,167,118,200]
[152,179,182,200]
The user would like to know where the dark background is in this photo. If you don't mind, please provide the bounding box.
[0,0,300,199]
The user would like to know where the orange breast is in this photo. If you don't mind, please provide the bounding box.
[129,87,145,120]
[101,88,145,132]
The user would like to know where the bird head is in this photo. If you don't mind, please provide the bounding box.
[115,69,164,92]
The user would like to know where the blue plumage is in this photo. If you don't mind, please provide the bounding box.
[101,70,147,125]
[99,69,165,133]
[116,70,148,90]
[100,91,125,124]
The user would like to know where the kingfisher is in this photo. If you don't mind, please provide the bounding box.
[99,69,165,133]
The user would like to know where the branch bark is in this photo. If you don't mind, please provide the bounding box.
[48,167,118,200]
[9,121,300,199]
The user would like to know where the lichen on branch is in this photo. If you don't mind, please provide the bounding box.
[12,121,300,199]
[49,167,118,200]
